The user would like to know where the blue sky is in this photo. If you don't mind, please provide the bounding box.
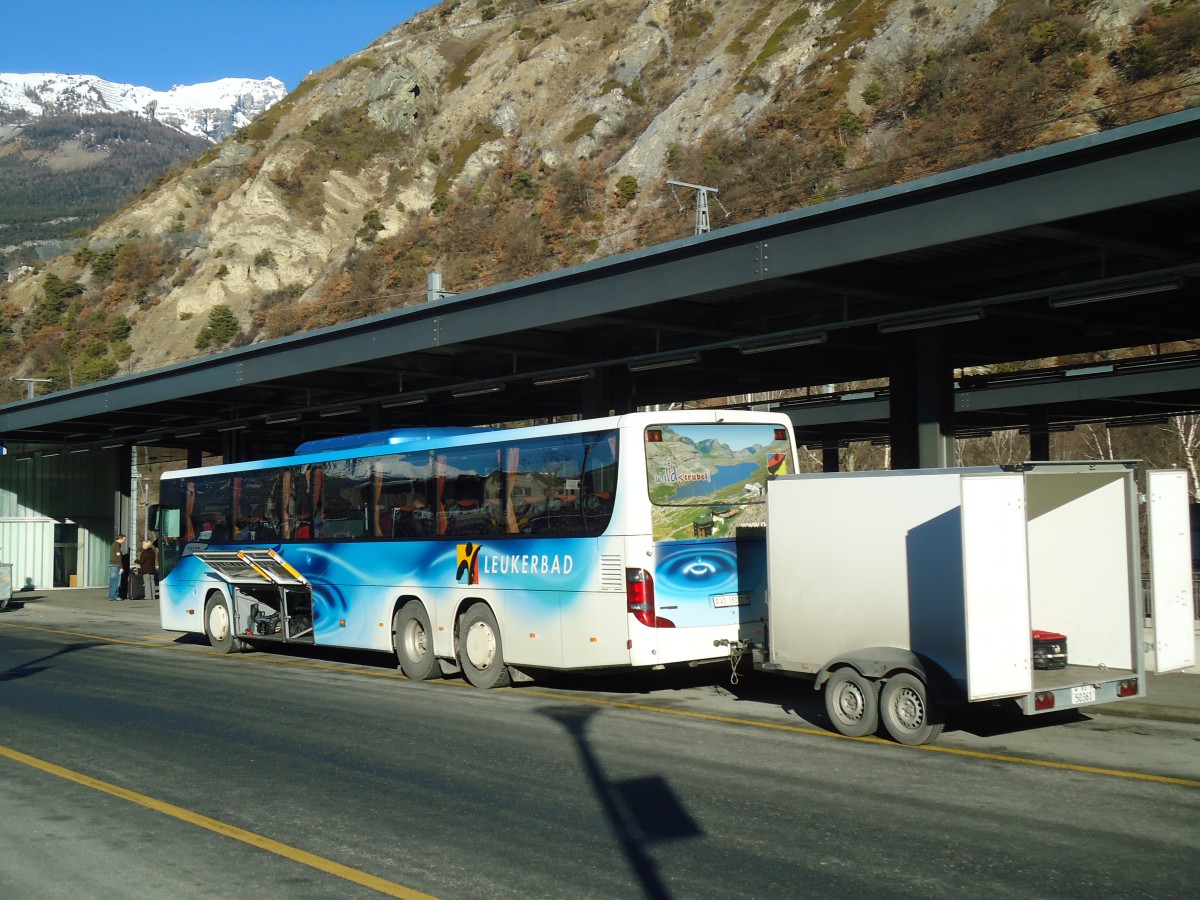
[3,1,433,92]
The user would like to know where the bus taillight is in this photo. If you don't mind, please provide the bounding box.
[626,568,675,628]
[626,568,654,625]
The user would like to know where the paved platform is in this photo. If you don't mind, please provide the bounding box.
[6,587,1199,725]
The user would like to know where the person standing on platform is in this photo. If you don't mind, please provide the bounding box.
[138,539,158,602]
[108,534,127,600]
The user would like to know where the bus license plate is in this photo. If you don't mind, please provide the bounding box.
[712,592,748,608]
[1071,684,1096,705]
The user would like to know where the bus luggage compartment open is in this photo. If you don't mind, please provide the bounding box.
[194,549,315,645]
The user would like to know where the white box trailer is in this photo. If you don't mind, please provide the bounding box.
[756,461,1195,744]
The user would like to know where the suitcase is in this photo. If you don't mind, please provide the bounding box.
[1032,630,1068,669]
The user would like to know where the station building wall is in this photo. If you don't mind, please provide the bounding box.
[0,451,122,590]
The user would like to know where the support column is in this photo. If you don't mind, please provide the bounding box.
[1028,413,1051,461]
[581,368,635,419]
[113,445,132,538]
[221,429,244,464]
[889,330,956,469]
[822,442,840,473]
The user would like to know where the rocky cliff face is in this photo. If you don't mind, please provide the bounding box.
[3,0,1195,390]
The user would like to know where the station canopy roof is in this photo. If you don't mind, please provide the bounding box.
[2,108,1199,458]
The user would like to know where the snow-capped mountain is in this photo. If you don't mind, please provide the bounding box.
[0,72,288,142]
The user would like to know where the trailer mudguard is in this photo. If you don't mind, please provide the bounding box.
[815,647,961,705]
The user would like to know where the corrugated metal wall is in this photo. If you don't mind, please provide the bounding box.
[0,451,123,589]
[0,518,54,590]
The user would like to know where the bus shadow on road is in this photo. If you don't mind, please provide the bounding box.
[169,631,401,671]
[166,634,1097,744]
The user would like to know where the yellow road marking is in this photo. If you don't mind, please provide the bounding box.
[4,619,1198,789]
[0,743,438,900]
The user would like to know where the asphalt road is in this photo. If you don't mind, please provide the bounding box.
[1,613,1198,899]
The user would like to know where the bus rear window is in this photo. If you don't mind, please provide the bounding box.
[645,423,791,540]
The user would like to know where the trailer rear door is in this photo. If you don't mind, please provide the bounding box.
[961,473,1032,700]
[1146,470,1196,673]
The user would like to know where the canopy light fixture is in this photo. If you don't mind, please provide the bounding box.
[1108,415,1169,429]
[1063,364,1115,378]
[216,423,248,433]
[101,442,125,450]
[452,383,505,399]
[878,308,985,333]
[41,450,61,458]
[69,447,90,454]
[739,332,828,355]
[381,394,429,408]
[533,369,595,386]
[319,405,361,418]
[136,435,162,444]
[175,430,204,438]
[628,353,700,373]
[265,414,302,425]
[1048,278,1182,309]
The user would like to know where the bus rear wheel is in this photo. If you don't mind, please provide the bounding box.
[394,602,438,681]
[204,593,244,654]
[458,604,511,689]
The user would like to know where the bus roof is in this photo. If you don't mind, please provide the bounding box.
[294,426,483,455]
[161,409,793,480]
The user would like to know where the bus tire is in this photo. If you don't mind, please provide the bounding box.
[880,672,944,745]
[204,592,243,654]
[458,603,511,689]
[824,667,879,737]
[394,602,438,681]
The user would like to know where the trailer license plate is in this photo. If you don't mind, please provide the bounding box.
[712,592,748,608]
[1071,684,1096,705]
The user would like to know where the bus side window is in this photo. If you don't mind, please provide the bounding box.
[441,452,495,536]
[318,458,370,539]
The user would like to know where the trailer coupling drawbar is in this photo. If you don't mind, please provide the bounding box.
[713,638,753,685]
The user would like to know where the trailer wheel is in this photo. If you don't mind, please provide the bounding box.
[204,593,243,654]
[458,604,511,689]
[394,602,439,681]
[824,668,879,737]
[880,673,944,745]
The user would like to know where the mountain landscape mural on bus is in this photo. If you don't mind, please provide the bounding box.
[646,424,791,540]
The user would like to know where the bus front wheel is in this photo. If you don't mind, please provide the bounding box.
[204,593,243,654]
[394,602,438,681]
[458,604,511,689]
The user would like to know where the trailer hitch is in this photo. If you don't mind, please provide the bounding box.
[713,638,752,685]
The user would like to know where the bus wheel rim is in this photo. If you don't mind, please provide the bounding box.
[404,619,427,659]
[209,603,229,641]
[465,621,496,669]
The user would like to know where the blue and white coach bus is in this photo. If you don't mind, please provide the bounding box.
[155,410,796,687]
